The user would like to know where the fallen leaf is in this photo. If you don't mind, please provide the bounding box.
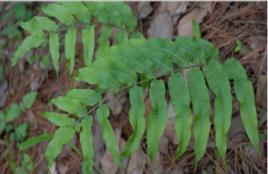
[147,12,173,39]
[159,2,190,24]
[101,151,118,174]
[126,147,146,174]
[169,166,184,174]
[177,3,212,36]
[164,103,178,144]
[147,155,164,174]
[106,91,127,116]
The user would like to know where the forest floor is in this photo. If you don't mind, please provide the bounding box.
[0,2,267,174]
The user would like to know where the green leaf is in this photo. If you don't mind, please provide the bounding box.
[223,58,247,80]
[234,80,260,152]
[223,58,260,153]
[115,31,128,44]
[192,20,201,39]
[96,26,112,58]
[76,60,136,91]
[96,104,120,165]
[45,126,76,167]
[147,80,168,160]
[15,123,28,141]
[49,32,60,74]
[20,16,58,34]
[51,96,87,117]
[5,103,22,122]
[234,40,243,54]
[12,32,44,66]
[21,91,38,110]
[43,112,75,126]
[81,25,95,65]
[188,68,210,165]
[224,58,260,152]
[80,116,94,173]
[18,133,51,150]
[18,153,33,174]
[64,28,77,74]
[121,86,145,158]
[66,89,101,106]
[60,2,90,23]
[203,60,232,160]
[85,2,137,30]
[42,3,74,25]
[168,73,192,159]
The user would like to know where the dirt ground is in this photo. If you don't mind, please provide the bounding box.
[0,2,267,174]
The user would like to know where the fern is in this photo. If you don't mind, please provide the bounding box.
[223,58,260,153]
[121,86,145,159]
[203,60,232,160]
[147,80,168,160]
[80,116,94,173]
[96,104,121,165]
[45,126,76,167]
[168,73,192,159]
[13,2,137,73]
[13,2,260,172]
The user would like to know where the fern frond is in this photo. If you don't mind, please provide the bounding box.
[42,3,74,25]
[168,73,192,159]
[204,59,232,160]
[51,96,87,117]
[121,86,145,158]
[49,32,60,74]
[96,104,121,165]
[43,112,75,126]
[223,58,260,153]
[65,89,101,106]
[20,16,58,34]
[14,2,137,73]
[64,28,77,74]
[12,32,44,66]
[82,25,95,65]
[80,116,94,173]
[45,126,76,167]
[76,37,219,90]
[147,80,168,160]
[188,68,211,165]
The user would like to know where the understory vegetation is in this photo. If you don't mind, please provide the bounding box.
[0,2,266,174]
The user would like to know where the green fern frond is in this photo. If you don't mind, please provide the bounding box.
[80,116,94,173]
[204,59,232,160]
[168,73,192,159]
[188,68,211,165]
[147,80,168,160]
[96,104,121,165]
[223,58,260,153]
[121,86,145,159]
[45,126,76,168]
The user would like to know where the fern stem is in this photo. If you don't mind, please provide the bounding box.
[77,63,203,122]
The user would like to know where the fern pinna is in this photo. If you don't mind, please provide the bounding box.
[13,2,260,173]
